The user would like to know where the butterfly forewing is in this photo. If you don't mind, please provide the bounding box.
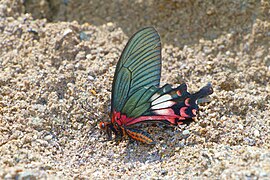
[111,27,161,116]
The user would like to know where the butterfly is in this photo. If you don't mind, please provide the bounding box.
[99,27,213,145]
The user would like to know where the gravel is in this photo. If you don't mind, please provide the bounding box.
[0,0,269,179]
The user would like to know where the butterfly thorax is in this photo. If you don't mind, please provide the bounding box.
[111,110,133,126]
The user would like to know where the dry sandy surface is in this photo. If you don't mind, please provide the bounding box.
[0,0,270,179]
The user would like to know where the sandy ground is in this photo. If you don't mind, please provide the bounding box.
[0,0,270,179]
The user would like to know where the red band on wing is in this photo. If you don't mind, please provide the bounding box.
[112,109,190,127]
[126,115,178,126]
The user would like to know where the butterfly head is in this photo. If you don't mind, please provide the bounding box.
[99,121,108,130]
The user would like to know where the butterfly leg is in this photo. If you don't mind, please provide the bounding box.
[114,134,122,144]
[125,127,156,145]
[109,123,123,144]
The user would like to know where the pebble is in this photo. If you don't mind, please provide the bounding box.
[63,29,73,37]
[161,170,168,176]
[4,173,13,179]
[203,46,212,54]
[182,130,190,136]
[218,45,225,50]
[200,128,208,135]
[225,51,231,56]
[79,31,90,41]
[44,134,53,141]
[17,171,37,180]
[107,22,113,26]
[88,76,95,81]
[238,124,244,130]
[254,129,260,137]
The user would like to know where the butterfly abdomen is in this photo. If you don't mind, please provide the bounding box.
[125,127,155,144]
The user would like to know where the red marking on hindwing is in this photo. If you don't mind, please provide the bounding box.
[180,107,190,118]
[176,90,182,96]
[185,98,191,106]
[192,109,197,116]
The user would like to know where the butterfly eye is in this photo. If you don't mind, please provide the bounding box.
[99,122,106,130]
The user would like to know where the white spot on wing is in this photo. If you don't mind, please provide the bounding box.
[151,101,176,110]
[150,93,160,101]
[152,94,172,105]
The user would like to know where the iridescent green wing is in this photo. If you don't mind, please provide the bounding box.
[111,27,161,116]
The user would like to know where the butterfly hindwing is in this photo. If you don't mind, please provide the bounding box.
[124,83,213,126]
[147,83,213,121]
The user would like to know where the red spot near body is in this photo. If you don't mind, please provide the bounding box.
[185,98,190,106]
[176,90,182,96]
[192,109,197,116]
[180,107,190,118]
[112,111,125,125]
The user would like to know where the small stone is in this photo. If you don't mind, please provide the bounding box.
[255,49,264,58]
[44,134,53,141]
[63,29,73,36]
[203,46,212,54]
[79,31,90,41]
[260,171,267,177]
[23,133,34,144]
[200,128,207,135]
[107,22,113,26]
[37,139,49,147]
[4,173,13,179]
[254,129,260,137]
[107,22,115,31]
[90,89,97,95]
[218,45,225,50]
[182,130,190,136]
[88,76,94,81]
[17,171,37,180]
[86,54,92,59]
[75,63,82,69]
[244,137,256,146]
[161,170,168,176]
[225,51,231,56]
[238,124,244,130]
